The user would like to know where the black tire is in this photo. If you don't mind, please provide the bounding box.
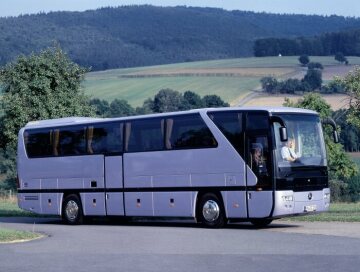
[62,194,84,225]
[250,219,273,228]
[197,193,226,228]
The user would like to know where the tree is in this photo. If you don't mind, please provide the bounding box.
[307,62,323,70]
[183,91,204,109]
[90,98,110,117]
[337,66,360,129]
[202,95,230,108]
[335,52,347,64]
[298,54,310,66]
[279,78,303,94]
[0,46,94,188]
[283,93,357,180]
[303,69,322,90]
[152,89,186,113]
[260,76,278,93]
[108,99,135,117]
[321,80,346,94]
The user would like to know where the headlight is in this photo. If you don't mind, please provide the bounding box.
[324,193,330,200]
[282,195,293,201]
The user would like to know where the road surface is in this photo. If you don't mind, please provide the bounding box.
[1,217,359,272]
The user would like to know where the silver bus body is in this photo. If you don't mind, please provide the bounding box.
[17,107,330,226]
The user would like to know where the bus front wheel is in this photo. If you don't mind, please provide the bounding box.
[62,194,84,225]
[198,193,225,228]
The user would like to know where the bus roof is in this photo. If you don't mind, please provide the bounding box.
[23,106,318,129]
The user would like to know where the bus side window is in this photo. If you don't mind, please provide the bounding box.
[88,122,123,154]
[25,129,53,158]
[167,114,217,150]
[126,118,165,152]
[209,112,243,156]
[58,126,86,156]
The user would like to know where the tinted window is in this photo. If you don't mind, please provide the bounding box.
[88,122,123,154]
[209,112,243,156]
[126,118,164,152]
[246,112,269,130]
[57,126,86,156]
[25,129,53,158]
[167,114,217,149]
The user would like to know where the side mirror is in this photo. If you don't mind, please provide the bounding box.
[322,118,339,144]
[279,127,288,142]
[333,130,339,143]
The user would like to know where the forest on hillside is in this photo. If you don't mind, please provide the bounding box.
[1,5,360,70]
[254,28,360,57]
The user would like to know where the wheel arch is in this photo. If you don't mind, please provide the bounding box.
[195,190,227,222]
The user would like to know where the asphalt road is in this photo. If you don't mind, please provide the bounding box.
[1,217,360,272]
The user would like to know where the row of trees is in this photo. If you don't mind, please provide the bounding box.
[261,69,323,94]
[254,28,360,57]
[90,90,229,118]
[299,53,348,66]
[261,56,349,95]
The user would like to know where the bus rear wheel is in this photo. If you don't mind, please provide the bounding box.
[198,193,225,228]
[62,194,84,225]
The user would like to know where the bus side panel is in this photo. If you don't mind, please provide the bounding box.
[247,191,273,218]
[18,193,41,214]
[124,147,245,219]
[153,192,193,217]
[152,174,190,187]
[222,191,247,218]
[80,193,106,216]
[106,193,124,216]
[41,193,61,215]
[125,192,153,216]
[41,179,57,189]
[105,156,123,188]
[19,155,104,188]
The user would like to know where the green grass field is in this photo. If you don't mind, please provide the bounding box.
[0,198,38,217]
[284,202,360,222]
[0,227,41,243]
[84,56,360,106]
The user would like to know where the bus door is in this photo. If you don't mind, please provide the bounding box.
[104,155,125,216]
[89,122,125,216]
[245,112,273,218]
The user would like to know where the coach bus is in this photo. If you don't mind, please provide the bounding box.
[17,107,337,227]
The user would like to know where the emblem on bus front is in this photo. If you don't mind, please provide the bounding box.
[308,193,313,200]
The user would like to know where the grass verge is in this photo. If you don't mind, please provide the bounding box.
[0,227,42,243]
[0,197,38,217]
[282,202,360,222]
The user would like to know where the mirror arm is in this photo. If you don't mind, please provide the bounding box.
[322,117,339,143]
[270,116,286,127]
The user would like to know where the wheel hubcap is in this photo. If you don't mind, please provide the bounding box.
[65,200,79,221]
[202,200,220,222]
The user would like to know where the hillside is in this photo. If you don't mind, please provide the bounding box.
[1,6,360,70]
[84,56,360,108]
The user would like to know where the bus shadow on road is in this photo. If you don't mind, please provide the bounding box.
[0,216,302,230]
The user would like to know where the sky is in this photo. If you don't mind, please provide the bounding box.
[1,0,359,18]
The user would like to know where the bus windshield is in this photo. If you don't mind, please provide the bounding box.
[274,114,327,168]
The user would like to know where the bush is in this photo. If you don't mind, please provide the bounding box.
[298,54,310,66]
[308,62,323,70]
[347,175,360,202]
[329,180,350,202]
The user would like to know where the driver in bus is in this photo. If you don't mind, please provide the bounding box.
[281,138,298,162]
